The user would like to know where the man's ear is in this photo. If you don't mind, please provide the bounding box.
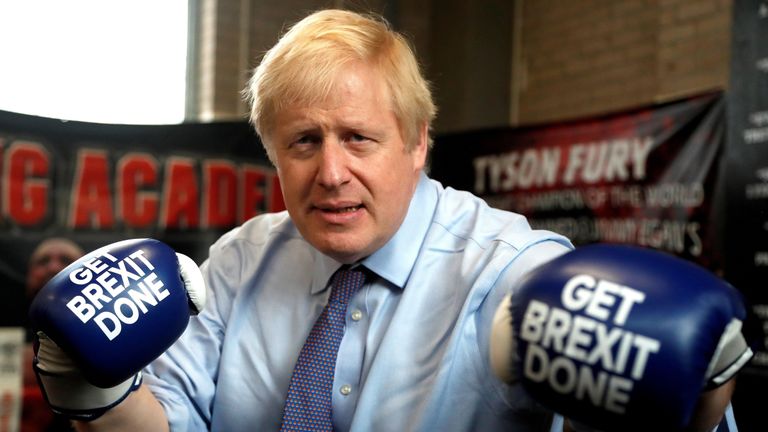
[412,122,429,171]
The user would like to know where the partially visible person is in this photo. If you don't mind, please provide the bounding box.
[22,238,83,432]
[25,239,84,312]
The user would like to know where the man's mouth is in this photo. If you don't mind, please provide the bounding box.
[323,205,363,213]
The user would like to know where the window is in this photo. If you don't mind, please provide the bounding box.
[0,0,188,124]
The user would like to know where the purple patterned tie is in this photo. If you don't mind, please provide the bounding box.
[280,268,366,431]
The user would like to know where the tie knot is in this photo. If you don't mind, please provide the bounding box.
[330,268,366,304]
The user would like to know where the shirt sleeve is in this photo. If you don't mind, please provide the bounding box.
[476,239,573,414]
[716,403,738,432]
[143,311,222,430]
[143,236,240,431]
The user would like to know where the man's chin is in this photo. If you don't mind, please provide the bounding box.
[312,237,375,264]
[321,247,368,265]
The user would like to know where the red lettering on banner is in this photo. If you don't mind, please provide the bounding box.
[204,160,237,228]
[271,174,285,213]
[240,165,285,222]
[69,150,115,228]
[4,141,50,226]
[0,141,282,230]
[161,157,200,229]
[241,165,266,222]
[118,153,159,228]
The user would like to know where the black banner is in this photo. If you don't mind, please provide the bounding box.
[0,110,282,326]
[431,92,725,268]
[724,0,768,373]
[724,1,768,429]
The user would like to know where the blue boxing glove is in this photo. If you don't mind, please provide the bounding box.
[489,244,752,431]
[29,238,206,420]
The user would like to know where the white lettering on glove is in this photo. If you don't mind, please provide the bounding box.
[65,249,170,340]
[520,274,661,414]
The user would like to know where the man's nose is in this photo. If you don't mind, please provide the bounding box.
[46,257,68,274]
[316,140,350,189]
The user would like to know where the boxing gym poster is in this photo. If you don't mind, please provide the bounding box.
[431,92,726,268]
[724,0,768,372]
[722,0,768,426]
[0,109,282,327]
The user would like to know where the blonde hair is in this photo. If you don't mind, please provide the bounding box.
[245,9,436,160]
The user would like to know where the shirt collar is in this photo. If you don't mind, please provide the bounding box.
[361,172,438,289]
[309,252,343,295]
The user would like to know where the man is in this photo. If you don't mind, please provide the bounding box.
[39,9,737,432]
[23,238,83,432]
[26,238,85,313]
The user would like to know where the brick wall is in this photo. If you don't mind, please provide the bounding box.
[515,0,732,125]
[190,0,733,130]
[193,0,249,121]
[191,0,386,122]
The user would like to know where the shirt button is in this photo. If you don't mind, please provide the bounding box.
[340,384,352,396]
[351,310,363,321]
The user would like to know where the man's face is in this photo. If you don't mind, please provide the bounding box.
[269,61,427,264]
[26,240,82,299]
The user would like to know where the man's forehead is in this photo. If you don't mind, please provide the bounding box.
[286,62,389,111]
[277,104,380,129]
[30,240,82,262]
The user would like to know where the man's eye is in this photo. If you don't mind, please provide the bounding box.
[33,256,51,267]
[290,135,320,149]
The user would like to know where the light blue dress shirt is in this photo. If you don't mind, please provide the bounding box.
[143,173,576,431]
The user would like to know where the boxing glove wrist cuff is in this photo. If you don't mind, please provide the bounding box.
[34,366,142,421]
[705,319,754,389]
[34,334,142,421]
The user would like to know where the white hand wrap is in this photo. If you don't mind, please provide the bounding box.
[34,333,141,420]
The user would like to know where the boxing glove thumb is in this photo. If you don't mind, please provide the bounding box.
[177,251,207,315]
